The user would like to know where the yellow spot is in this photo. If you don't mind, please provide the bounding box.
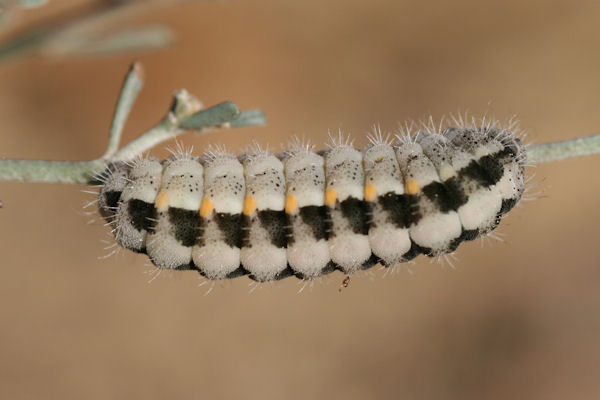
[285,194,298,214]
[405,179,420,195]
[376,156,384,162]
[364,184,377,202]
[243,196,256,216]
[199,198,214,218]
[325,188,337,206]
[155,191,169,211]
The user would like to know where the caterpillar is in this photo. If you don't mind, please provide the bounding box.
[96,119,527,282]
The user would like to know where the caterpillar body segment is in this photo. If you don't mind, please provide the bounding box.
[282,148,330,279]
[491,131,526,214]
[146,155,204,270]
[98,162,131,221]
[98,123,527,282]
[362,140,411,266]
[192,153,245,279]
[445,126,523,231]
[395,137,463,256]
[114,158,162,253]
[324,144,372,274]
[239,151,288,282]
[416,132,500,243]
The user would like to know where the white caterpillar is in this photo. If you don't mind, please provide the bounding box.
[96,120,526,282]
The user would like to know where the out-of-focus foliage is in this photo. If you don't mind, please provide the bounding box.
[0,0,199,60]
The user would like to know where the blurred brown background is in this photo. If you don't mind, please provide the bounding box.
[1,0,600,399]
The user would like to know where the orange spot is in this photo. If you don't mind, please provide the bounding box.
[405,179,420,195]
[325,188,337,206]
[285,194,298,214]
[364,184,377,202]
[155,191,169,211]
[199,198,214,218]
[243,196,256,216]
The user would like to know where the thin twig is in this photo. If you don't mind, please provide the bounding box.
[103,61,144,159]
[0,159,105,184]
[0,62,267,184]
[0,0,192,61]
[525,133,600,164]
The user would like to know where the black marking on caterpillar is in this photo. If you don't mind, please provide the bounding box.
[128,200,156,233]
[214,213,243,248]
[297,206,329,242]
[95,120,527,282]
[168,208,199,247]
[338,198,370,235]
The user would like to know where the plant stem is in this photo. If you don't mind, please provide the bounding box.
[525,133,600,164]
[0,159,105,184]
[0,62,266,185]
[103,61,144,158]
